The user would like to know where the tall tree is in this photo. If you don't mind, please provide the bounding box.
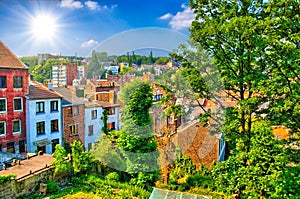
[117,79,159,188]
[187,0,300,197]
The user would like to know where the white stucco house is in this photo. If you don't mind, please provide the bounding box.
[97,101,121,131]
[84,101,104,150]
[26,81,63,154]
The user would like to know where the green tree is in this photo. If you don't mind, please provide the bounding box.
[52,145,71,175]
[19,56,38,72]
[117,79,159,187]
[71,140,93,174]
[91,133,126,171]
[87,50,104,78]
[187,0,300,197]
[155,57,169,65]
[31,58,69,83]
[212,121,288,198]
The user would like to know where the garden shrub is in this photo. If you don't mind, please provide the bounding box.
[186,173,213,189]
[105,172,120,181]
[46,180,60,194]
[0,174,16,184]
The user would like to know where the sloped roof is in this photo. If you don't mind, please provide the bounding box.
[0,41,27,69]
[53,87,84,106]
[95,101,120,108]
[85,100,102,108]
[27,81,62,99]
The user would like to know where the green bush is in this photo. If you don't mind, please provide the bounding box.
[0,174,16,184]
[105,172,120,181]
[46,180,60,194]
[186,173,213,189]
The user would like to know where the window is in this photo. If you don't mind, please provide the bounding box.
[12,119,21,134]
[19,140,25,153]
[51,119,59,132]
[69,124,78,135]
[88,125,93,136]
[91,110,97,119]
[52,139,59,153]
[50,100,59,112]
[88,143,92,150]
[7,142,15,153]
[36,121,45,135]
[14,98,22,112]
[0,121,6,136]
[36,102,45,113]
[13,76,23,88]
[107,107,115,115]
[0,98,7,113]
[68,106,79,116]
[108,122,115,131]
[0,76,7,88]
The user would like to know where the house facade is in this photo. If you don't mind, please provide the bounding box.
[84,79,119,104]
[53,87,85,145]
[97,101,121,131]
[26,81,63,154]
[0,41,29,154]
[84,101,104,150]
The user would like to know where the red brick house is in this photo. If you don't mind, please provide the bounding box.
[53,87,85,145]
[0,41,29,153]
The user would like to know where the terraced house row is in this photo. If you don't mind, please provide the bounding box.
[0,41,120,160]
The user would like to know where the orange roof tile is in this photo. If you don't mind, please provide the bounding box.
[0,41,27,69]
[28,81,62,99]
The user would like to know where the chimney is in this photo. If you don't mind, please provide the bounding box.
[48,82,53,90]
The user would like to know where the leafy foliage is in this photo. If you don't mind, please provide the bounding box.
[0,174,16,184]
[31,58,70,83]
[105,172,120,181]
[46,180,60,194]
[52,145,71,175]
[52,141,94,175]
[71,141,94,174]
[101,109,109,135]
[90,134,126,171]
[211,121,288,198]
[116,79,159,187]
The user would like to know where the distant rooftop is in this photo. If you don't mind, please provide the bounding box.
[53,87,84,106]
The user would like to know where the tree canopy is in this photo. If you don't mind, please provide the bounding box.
[173,0,300,197]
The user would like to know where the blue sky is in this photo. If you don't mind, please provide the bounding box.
[0,0,194,57]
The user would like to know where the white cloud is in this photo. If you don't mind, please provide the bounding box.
[159,13,173,20]
[169,4,195,30]
[85,0,100,10]
[60,0,83,9]
[99,4,118,11]
[81,39,99,48]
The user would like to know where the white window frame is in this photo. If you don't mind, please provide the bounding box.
[91,110,97,119]
[12,119,21,134]
[36,101,45,114]
[0,121,6,136]
[13,97,23,112]
[0,98,7,114]
[50,100,59,112]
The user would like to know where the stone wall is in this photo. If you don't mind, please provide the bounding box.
[0,166,59,199]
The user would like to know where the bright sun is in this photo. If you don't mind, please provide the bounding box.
[31,14,57,40]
